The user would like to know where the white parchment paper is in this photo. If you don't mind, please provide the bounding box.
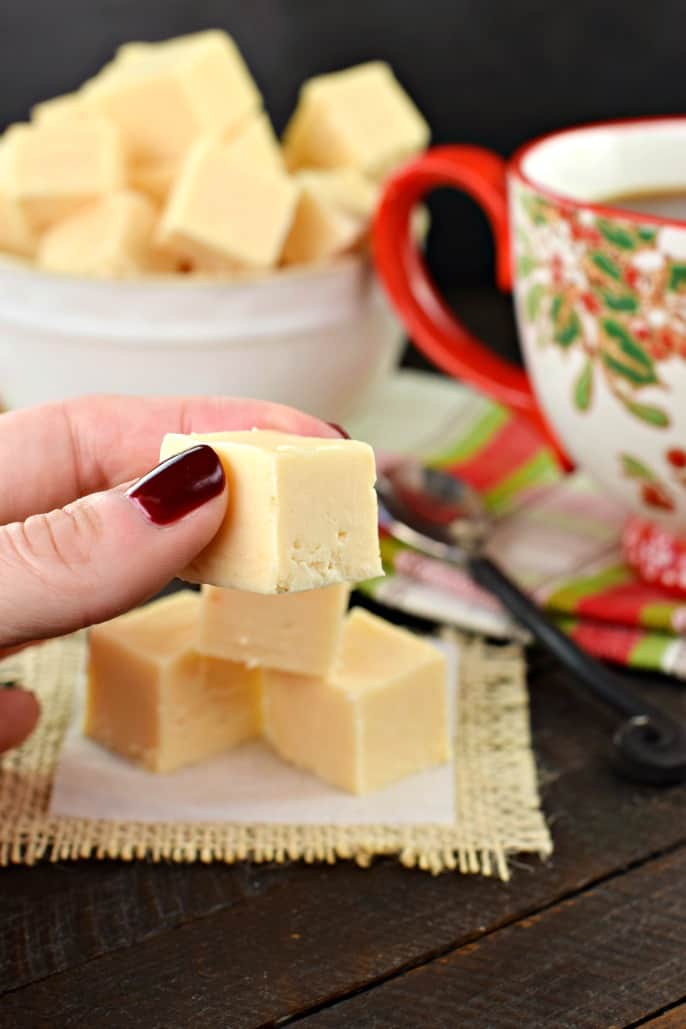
[49,638,457,827]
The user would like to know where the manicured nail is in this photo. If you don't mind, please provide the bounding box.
[327,422,350,439]
[0,680,21,690]
[126,445,225,526]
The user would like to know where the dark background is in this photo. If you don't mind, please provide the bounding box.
[2,0,684,292]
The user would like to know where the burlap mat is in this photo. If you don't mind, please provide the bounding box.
[0,631,551,879]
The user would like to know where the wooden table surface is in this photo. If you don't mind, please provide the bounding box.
[3,293,686,1028]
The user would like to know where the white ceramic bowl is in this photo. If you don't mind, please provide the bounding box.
[0,253,404,421]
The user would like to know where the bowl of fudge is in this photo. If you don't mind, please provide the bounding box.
[0,31,430,419]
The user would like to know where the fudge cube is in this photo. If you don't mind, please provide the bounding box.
[114,40,158,65]
[157,135,297,270]
[129,114,282,213]
[159,431,383,593]
[0,125,37,257]
[151,115,284,271]
[143,242,190,275]
[312,167,380,220]
[4,117,124,230]
[85,591,262,772]
[283,62,429,179]
[281,170,371,265]
[86,30,261,163]
[0,190,36,258]
[38,189,157,277]
[224,113,284,172]
[199,582,350,675]
[263,608,451,794]
[31,92,85,126]
[128,159,177,204]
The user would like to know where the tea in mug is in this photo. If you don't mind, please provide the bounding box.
[600,189,686,219]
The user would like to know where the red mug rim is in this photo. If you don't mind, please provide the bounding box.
[510,114,686,229]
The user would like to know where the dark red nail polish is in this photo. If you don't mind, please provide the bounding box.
[327,422,350,439]
[126,445,225,526]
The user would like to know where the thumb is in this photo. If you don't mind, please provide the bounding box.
[0,445,226,647]
[0,683,41,753]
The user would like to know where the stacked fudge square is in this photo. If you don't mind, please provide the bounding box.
[86,431,451,795]
[0,30,429,277]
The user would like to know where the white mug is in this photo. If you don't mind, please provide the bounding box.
[374,118,686,529]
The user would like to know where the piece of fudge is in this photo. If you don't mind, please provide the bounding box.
[37,189,157,277]
[0,183,35,259]
[127,108,281,211]
[159,430,383,593]
[3,117,124,231]
[263,608,450,794]
[281,170,372,265]
[128,160,177,204]
[223,113,284,172]
[199,582,350,675]
[30,92,85,126]
[312,167,380,220]
[85,30,261,164]
[113,40,159,65]
[85,591,261,773]
[0,125,37,258]
[157,134,297,271]
[283,61,429,179]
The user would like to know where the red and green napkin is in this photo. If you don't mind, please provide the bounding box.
[360,384,686,678]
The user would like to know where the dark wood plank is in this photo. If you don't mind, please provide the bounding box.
[295,848,686,1029]
[4,660,686,1028]
[0,858,293,993]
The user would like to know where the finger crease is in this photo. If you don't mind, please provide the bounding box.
[59,401,104,498]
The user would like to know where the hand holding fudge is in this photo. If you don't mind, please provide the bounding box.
[85,429,450,795]
[0,395,343,753]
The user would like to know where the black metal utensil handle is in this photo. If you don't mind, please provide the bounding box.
[469,553,686,786]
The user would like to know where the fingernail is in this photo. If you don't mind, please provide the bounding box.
[327,422,350,439]
[126,445,225,526]
[0,680,21,690]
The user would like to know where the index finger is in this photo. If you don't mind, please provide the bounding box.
[0,394,343,524]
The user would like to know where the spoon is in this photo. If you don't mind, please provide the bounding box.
[376,459,686,786]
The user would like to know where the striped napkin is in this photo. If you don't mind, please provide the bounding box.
[352,371,686,679]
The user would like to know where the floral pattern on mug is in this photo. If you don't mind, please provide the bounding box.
[514,185,686,430]
[620,445,686,512]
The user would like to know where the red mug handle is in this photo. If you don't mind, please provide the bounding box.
[372,144,570,467]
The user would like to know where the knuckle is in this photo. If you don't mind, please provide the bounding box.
[1,501,101,580]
